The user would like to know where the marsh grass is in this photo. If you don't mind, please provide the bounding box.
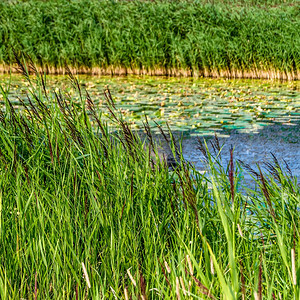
[0,0,299,79]
[0,59,299,299]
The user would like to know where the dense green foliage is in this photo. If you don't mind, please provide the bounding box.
[0,63,299,299]
[0,0,299,77]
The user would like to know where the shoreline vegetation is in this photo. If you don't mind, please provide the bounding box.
[1,64,299,80]
[0,59,299,298]
[1,0,299,80]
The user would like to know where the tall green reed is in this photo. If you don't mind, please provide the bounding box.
[0,58,299,298]
[0,0,299,79]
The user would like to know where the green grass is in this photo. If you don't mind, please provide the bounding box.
[0,0,299,78]
[0,60,299,299]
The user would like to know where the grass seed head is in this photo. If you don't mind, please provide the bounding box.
[186,255,193,276]
[180,277,186,296]
[164,261,171,274]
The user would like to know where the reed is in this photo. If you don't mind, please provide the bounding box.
[0,0,299,79]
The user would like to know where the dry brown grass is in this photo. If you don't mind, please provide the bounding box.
[0,64,298,80]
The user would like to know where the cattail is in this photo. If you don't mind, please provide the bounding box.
[186,255,193,276]
[180,277,186,296]
[164,261,171,274]
[258,259,262,300]
[258,165,276,222]
[291,248,296,285]
[237,223,243,238]
[124,287,129,300]
[176,277,181,300]
[127,268,137,287]
[229,146,234,202]
[197,137,208,160]
[81,262,91,289]
[210,257,215,275]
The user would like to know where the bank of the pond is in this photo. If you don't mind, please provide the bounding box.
[1,0,299,79]
[1,65,299,80]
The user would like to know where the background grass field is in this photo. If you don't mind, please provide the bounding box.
[0,0,299,78]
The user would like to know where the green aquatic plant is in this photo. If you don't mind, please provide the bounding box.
[0,60,299,299]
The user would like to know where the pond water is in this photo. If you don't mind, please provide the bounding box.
[1,74,299,179]
[1,74,299,132]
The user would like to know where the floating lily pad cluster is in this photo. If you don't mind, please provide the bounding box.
[1,75,299,135]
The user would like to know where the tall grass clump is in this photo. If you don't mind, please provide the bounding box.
[0,0,299,79]
[0,59,299,299]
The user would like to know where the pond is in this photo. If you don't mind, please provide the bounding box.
[1,74,299,179]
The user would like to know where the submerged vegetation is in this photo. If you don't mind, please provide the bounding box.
[0,60,299,299]
[0,0,299,79]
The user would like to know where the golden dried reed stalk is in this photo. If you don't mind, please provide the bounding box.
[127,268,137,287]
[210,257,215,275]
[124,287,129,300]
[176,277,181,300]
[1,64,298,80]
[81,262,91,289]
